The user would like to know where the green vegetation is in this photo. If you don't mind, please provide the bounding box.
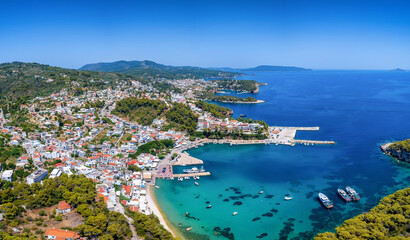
[152,82,182,93]
[212,79,260,92]
[0,174,132,239]
[0,62,135,100]
[0,134,25,168]
[315,187,410,240]
[191,130,267,140]
[129,139,174,157]
[113,97,167,125]
[195,101,232,118]
[164,103,198,134]
[389,139,410,152]
[200,92,257,103]
[122,206,174,240]
[80,60,237,80]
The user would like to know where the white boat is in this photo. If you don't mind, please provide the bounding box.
[232,212,238,216]
[284,193,293,200]
[183,166,206,174]
[155,186,160,189]
[259,191,264,194]
[195,182,199,186]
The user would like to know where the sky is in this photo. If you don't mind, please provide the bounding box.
[1,0,410,70]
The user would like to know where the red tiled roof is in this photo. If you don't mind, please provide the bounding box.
[58,200,70,210]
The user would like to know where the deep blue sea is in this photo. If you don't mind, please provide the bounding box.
[154,71,410,240]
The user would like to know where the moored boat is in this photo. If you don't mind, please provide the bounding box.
[284,193,293,201]
[337,188,351,202]
[346,186,360,201]
[318,193,333,208]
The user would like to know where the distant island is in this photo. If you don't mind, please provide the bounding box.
[391,68,406,72]
[381,139,410,163]
[211,65,311,72]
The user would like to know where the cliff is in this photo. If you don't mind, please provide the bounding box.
[381,141,410,163]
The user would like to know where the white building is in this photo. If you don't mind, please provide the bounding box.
[1,170,13,182]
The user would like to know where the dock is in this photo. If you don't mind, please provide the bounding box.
[293,140,335,145]
[172,152,203,166]
[172,172,211,178]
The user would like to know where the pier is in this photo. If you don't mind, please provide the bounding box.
[172,172,211,178]
[293,140,335,145]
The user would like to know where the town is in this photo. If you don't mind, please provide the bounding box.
[0,74,333,239]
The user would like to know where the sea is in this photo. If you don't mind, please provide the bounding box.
[153,70,410,240]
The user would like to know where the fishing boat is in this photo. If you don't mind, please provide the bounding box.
[346,186,360,201]
[284,193,293,201]
[337,188,351,202]
[318,193,333,208]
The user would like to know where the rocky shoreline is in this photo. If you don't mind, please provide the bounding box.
[380,142,410,163]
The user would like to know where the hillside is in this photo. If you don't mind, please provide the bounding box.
[0,62,135,100]
[315,187,410,239]
[79,60,238,79]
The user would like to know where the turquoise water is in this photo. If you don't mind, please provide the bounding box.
[154,71,410,240]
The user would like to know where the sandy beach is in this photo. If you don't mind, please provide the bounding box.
[147,186,184,239]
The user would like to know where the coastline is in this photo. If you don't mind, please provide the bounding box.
[216,99,265,104]
[147,185,185,240]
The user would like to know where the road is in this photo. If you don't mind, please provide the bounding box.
[114,202,143,240]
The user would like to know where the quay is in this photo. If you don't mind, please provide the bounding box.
[293,140,335,145]
[172,172,211,178]
[172,152,203,166]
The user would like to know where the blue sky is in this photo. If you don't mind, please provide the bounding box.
[1,0,409,69]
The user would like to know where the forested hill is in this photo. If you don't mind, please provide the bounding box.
[0,62,135,100]
[79,60,238,79]
[315,187,410,239]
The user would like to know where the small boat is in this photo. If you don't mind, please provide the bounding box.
[232,212,238,216]
[195,182,199,186]
[284,193,293,201]
[240,114,247,117]
[318,193,333,208]
[155,186,160,189]
[178,177,183,181]
[337,188,351,202]
[259,191,264,194]
[346,186,360,201]
[186,227,192,231]
[197,176,200,180]
[206,205,212,209]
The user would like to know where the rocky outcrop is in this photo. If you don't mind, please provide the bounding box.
[381,142,410,163]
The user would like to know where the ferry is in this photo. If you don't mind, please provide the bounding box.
[337,188,351,202]
[183,166,205,173]
[346,186,360,201]
[318,193,333,209]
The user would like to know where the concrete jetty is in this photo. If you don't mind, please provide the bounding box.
[173,172,211,178]
[293,140,335,145]
[172,152,204,166]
